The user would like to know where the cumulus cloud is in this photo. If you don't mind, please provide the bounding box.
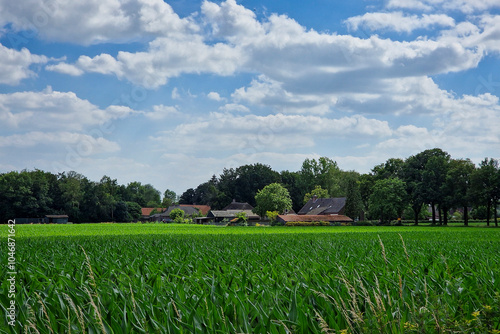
[0,0,197,45]
[0,43,48,85]
[0,132,120,153]
[144,104,180,120]
[386,0,500,13]
[345,12,455,33]
[0,87,137,131]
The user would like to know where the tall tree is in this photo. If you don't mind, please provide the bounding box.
[402,148,450,225]
[253,183,292,218]
[162,189,177,207]
[442,159,475,226]
[369,178,407,224]
[471,158,500,226]
[341,171,363,220]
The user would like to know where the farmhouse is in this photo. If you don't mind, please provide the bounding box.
[205,210,260,223]
[276,214,352,225]
[298,196,346,215]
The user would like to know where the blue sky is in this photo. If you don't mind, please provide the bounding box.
[1,0,499,195]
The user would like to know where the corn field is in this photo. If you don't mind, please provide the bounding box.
[1,224,500,333]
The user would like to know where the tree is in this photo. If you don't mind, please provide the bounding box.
[341,171,363,220]
[113,201,130,222]
[126,201,142,221]
[298,157,342,197]
[442,159,475,226]
[169,208,185,223]
[253,183,292,218]
[179,188,196,204]
[303,185,329,204]
[369,178,407,224]
[162,189,177,207]
[402,148,450,225]
[471,158,500,226]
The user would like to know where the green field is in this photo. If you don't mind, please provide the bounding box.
[1,224,500,333]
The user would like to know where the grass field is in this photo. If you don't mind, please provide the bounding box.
[1,223,500,333]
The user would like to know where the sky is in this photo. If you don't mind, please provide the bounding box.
[1,0,499,196]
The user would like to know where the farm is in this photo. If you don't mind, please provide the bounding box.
[1,224,500,333]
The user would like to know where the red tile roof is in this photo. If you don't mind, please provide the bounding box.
[180,205,211,215]
[141,208,166,216]
[277,214,352,222]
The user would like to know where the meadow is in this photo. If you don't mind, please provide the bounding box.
[1,224,500,333]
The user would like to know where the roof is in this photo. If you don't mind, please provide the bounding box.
[162,205,201,217]
[180,204,211,215]
[298,197,346,215]
[45,215,69,218]
[208,210,260,219]
[277,214,352,222]
[141,208,166,216]
[222,200,254,211]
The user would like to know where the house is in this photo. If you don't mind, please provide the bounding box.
[149,205,205,222]
[141,207,166,220]
[204,209,260,223]
[276,214,352,225]
[298,196,346,215]
[222,199,254,211]
[179,204,211,216]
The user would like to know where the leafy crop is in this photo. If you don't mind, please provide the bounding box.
[1,224,500,333]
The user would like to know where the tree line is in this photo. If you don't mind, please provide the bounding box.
[0,171,174,223]
[1,148,498,225]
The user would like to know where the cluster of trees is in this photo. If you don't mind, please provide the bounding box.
[181,148,499,226]
[0,170,174,223]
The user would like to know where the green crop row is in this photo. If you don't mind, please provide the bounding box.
[1,225,500,333]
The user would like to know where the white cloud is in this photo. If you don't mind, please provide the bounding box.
[0,0,198,45]
[144,104,180,120]
[386,0,500,13]
[45,62,84,76]
[345,12,455,33]
[152,112,392,157]
[0,132,120,153]
[219,103,249,113]
[0,43,48,85]
[207,92,225,101]
[0,88,137,131]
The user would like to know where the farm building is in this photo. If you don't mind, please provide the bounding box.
[222,199,254,211]
[204,209,260,223]
[298,196,346,215]
[15,215,69,224]
[149,205,208,222]
[276,214,352,225]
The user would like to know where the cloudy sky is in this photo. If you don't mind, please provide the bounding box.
[1,0,499,195]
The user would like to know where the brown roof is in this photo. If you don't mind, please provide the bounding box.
[277,214,352,222]
[141,208,166,216]
[180,205,211,215]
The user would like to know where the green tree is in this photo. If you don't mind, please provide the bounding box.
[126,201,142,221]
[162,189,177,207]
[471,158,499,226]
[253,183,292,218]
[298,157,342,197]
[342,171,363,220]
[169,208,185,223]
[303,185,329,204]
[442,159,475,226]
[369,178,407,224]
[113,201,131,222]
